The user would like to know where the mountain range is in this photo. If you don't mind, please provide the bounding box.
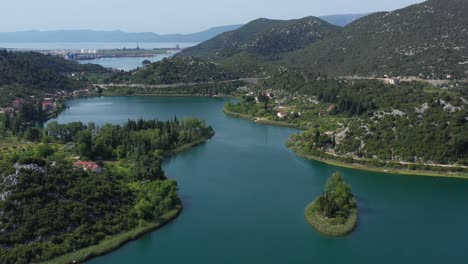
[0,25,242,44]
[178,0,468,78]
[0,14,364,44]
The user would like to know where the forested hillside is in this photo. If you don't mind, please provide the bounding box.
[285,0,468,78]
[0,50,105,106]
[0,118,214,263]
[178,17,339,58]
[177,0,467,79]
[109,57,239,84]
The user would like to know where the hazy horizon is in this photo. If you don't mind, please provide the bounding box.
[2,0,425,34]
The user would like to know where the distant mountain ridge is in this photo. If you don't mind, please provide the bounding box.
[319,13,369,27]
[0,25,242,43]
[0,14,367,44]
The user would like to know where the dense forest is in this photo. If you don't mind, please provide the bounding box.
[0,118,214,263]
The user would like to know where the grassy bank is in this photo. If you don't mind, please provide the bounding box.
[305,199,357,237]
[38,204,182,264]
[164,134,215,157]
[255,119,302,129]
[290,146,468,179]
[223,108,256,121]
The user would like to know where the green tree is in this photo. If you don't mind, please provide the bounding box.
[75,130,93,160]
[134,199,153,221]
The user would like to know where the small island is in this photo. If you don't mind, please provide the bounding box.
[305,172,357,237]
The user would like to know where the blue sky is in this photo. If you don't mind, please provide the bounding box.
[2,0,426,33]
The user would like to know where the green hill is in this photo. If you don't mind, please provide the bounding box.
[178,16,340,58]
[0,50,105,106]
[109,57,239,84]
[177,0,467,79]
[285,0,468,78]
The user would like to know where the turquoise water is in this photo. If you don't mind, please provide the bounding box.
[50,96,468,264]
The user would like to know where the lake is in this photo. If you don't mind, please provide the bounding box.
[49,96,468,264]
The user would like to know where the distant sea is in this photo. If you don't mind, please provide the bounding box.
[0,42,198,50]
[0,42,199,71]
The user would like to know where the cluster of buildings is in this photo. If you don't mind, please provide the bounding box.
[41,98,56,112]
[6,97,57,112]
[0,98,26,118]
[0,107,14,117]
[41,49,97,60]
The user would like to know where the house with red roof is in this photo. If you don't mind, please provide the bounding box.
[42,98,56,111]
[73,161,102,173]
[12,99,25,109]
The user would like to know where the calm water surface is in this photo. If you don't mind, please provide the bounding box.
[78,53,173,71]
[49,96,468,264]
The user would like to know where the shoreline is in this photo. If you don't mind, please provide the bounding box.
[40,136,214,264]
[290,146,468,179]
[223,108,468,179]
[304,198,357,237]
[164,134,215,158]
[39,204,182,264]
[223,108,304,129]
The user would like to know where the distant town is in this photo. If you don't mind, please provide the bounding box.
[1,43,181,61]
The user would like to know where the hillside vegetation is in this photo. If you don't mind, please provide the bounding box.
[286,0,468,78]
[0,118,214,263]
[177,0,468,79]
[178,17,339,59]
[108,57,239,84]
[227,69,468,169]
[0,50,105,106]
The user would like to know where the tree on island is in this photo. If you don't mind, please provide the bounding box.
[317,172,356,219]
[305,172,357,237]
